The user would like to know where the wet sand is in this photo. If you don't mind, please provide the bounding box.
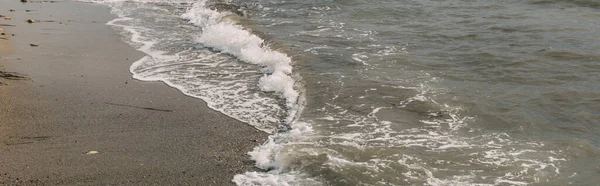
[0,0,266,185]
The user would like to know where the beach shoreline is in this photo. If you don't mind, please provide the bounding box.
[0,0,265,185]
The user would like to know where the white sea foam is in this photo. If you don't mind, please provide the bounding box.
[180,2,313,185]
[182,1,301,124]
[234,121,315,185]
[233,172,301,186]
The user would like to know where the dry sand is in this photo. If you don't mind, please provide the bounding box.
[0,0,266,185]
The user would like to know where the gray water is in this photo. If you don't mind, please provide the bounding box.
[94,0,600,185]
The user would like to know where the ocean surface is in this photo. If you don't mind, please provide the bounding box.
[88,0,600,185]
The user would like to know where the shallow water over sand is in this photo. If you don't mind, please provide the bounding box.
[91,0,600,185]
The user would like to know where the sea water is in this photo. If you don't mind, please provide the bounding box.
[87,0,600,185]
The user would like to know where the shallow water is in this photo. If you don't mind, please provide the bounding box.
[89,0,600,185]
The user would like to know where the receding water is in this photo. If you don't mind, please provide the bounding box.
[89,0,600,185]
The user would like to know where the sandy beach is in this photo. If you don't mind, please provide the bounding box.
[0,0,266,185]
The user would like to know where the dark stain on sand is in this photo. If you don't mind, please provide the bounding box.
[104,102,174,112]
[4,136,51,146]
[0,71,28,85]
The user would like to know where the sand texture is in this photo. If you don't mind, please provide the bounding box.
[0,0,266,185]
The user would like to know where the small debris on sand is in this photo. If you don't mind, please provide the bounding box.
[9,9,16,12]
[27,19,36,23]
[21,0,28,2]
[30,44,39,47]
[4,17,12,20]
[86,151,99,155]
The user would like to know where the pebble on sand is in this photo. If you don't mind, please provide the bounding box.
[4,17,12,20]
[30,44,39,47]
[86,151,99,155]
[27,19,35,23]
